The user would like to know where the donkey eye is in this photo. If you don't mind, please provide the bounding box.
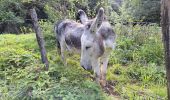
[85,46,91,50]
[86,24,91,29]
[97,23,101,27]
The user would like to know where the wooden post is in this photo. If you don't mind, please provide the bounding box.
[30,8,49,70]
[161,0,170,99]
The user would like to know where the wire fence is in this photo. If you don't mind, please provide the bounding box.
[0,19,42,24]
[0,18,160,35]
[0,19,158,24]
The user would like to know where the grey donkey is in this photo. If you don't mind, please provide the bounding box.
[54,8,116,86]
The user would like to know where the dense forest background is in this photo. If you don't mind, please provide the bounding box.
[1,0,167,100]
[0,0,160,34]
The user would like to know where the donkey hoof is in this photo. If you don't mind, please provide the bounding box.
[64,62,68,66]
[100,80,106,87]
[62,60,67,66]
[95,77,100,84]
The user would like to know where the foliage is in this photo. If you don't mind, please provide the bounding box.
[110,24,163,65]
[0,0,25,23]
[109,0,160,23]
[0,34,113,100]
[0,20,167,99]
[0,0,166,99]
[106,23,166,99]
[0,0,161,33]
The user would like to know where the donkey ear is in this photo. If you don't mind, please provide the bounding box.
[90,7,104,33]
[77,9,89,25]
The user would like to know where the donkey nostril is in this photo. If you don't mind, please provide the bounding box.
[87,66,92,70]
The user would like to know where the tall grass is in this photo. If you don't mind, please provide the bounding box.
[108,23,166,99]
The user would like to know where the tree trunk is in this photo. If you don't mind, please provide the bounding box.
[161,0,170,99]
[30,8,49,70]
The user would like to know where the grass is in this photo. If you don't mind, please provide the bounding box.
[0,34,113,100]
[107,24,167,99]
[0,22,167,100]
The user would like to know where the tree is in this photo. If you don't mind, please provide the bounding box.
[111,0,160,23]
[161,0,170,99]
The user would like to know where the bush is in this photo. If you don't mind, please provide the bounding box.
[109,0,160,23]
[110,23,163,65]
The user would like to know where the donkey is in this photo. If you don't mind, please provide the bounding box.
[54,8,116,86]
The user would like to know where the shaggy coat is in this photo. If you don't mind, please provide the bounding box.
[54,8,116,86]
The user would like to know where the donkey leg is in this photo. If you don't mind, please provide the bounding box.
[60,41,67,66]
[100,55,109,86]
[92,59,100,84]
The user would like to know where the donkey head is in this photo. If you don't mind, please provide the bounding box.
[80,8,105,70]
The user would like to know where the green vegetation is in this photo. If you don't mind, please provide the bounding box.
[0,34,113,100]
[107,23,166,99]
[0,22,167,99]
[0,0,160,33]
[0,0,166,99]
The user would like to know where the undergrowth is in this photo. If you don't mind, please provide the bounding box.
[0,34,112,100]
[108,24,167,99]
[0,22,167,100]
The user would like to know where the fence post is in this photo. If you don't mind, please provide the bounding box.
[30,8,49,70]
[161,0,170,99]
